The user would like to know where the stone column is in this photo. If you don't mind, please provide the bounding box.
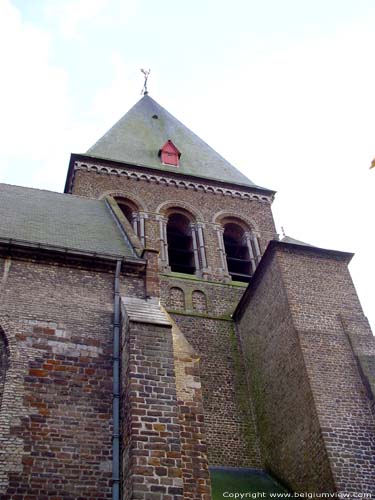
[158,216,169,269]
[139,212,146,246]
[190,224,201,275]
[243,231,257,274]
[196,223,208,270]
[215,225,229,275]
[252,233,261,264]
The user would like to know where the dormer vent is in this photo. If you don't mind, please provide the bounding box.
[158,140,181,167]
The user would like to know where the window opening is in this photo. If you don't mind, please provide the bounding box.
[223,223,251,282]
[167,213,195,274]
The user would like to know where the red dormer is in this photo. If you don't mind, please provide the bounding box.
[158,140,181,167]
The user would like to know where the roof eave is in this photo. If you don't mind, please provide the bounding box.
[0,236,146,269]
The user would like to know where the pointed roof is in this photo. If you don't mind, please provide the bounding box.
[86,95,263,188]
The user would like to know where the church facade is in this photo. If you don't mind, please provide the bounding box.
[0,94,375,499]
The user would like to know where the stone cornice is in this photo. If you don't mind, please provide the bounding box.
[68,158,275,204]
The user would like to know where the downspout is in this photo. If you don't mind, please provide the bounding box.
[112,259,122,500]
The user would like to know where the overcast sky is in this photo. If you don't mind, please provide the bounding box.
[1,0,374,329]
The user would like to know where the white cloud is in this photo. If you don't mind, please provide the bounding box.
[45,0,108,38]
[0,0,72,187]
[44,0,136,39]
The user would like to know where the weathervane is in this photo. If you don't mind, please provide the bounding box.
[140,68,151,95]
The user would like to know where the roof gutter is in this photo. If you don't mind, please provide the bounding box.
[0,237,146,268]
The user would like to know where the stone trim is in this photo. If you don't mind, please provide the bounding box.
[73,161,273,204]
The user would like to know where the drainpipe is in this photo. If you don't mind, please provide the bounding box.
[112,259,122,500]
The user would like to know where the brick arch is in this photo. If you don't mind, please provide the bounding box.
[168,287,185,311]
[156,200,204,222]
[99,190,148,212]
[192,290,208,314]
[212,210,259,234]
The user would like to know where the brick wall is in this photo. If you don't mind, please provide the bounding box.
[121,299,211,499]
[236,247,334,491]
[159,276,261,468]
[236,242,375,493]
[0,256,117,499]
[277,245,375,493]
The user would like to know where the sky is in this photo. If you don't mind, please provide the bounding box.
[0,0,374,329]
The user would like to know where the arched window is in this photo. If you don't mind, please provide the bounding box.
[223,223,252,283]
[114,197,145,246]
[0,329,9,410]
[167,213,195,274]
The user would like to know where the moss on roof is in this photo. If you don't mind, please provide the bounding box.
[87,94,266,189]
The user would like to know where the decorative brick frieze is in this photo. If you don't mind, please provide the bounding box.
[72,160,274,204]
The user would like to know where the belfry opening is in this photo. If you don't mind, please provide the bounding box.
[223,222,252,282]
[167,213,195,274]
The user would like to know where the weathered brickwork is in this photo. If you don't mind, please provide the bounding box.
[169,287,185,311]
[71,168,277,280]
[160,275,246,318]
[159,275,261,468]
[170,314,211,500]
[236,249,335,491]
[277,246,375,493]
[120,299,211,500]
[236,243,375,493]
[69,161,274,471]
[192,290,207,313]
[0,256,116,499]
[172,314,261,468]
[121,315,184,499]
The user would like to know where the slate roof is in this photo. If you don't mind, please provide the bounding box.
[0,183,136,258]
[87,94,263,188]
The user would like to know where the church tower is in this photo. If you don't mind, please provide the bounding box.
[1,93,375,499]
[65,92,277,469]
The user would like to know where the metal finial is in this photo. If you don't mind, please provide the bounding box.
[281,226,286,237]
[140,68,151,95]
